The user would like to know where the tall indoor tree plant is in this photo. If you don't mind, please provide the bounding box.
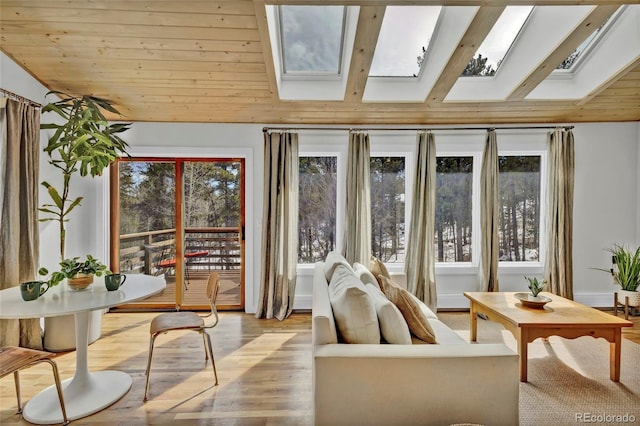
[39,91,130,350]
[39,91,130,259]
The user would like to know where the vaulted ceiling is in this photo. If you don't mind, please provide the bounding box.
[1,1,639,124]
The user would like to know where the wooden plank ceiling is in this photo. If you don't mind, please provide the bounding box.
[1,0,639,124]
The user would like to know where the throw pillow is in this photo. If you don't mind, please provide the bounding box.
[369,256,391,289]
[323,251,354,282]
[364,284,412,344]
[406,291,438,320]
[328,265,380,344]
[377,275,437,344]
[353,262,379,287]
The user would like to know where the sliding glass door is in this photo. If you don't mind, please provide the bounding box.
[110,158,245,311]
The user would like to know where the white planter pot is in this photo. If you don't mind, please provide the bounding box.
[618,289,640,307]
[44,310,102,352]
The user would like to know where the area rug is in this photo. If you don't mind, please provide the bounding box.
[438,313,640,426]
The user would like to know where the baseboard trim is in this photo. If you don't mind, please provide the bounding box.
[293,294,312,311]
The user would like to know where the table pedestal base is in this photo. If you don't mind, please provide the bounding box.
[22,371,132,424]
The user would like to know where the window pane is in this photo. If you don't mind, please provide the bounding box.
[556,6,623,70]
[183,161,242,275]
[298,157,337,263]
[280,6,345,74]
[435,157,473,262]
[462,6,533,76]
[119,161,175,235]
[184,161,240,228]
[370,157,405,263]
[369,6,442,77]
[118,161,176,274]
[498,156,541,261]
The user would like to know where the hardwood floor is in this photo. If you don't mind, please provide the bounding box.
[1,312,312,425]
[1,310,638,425]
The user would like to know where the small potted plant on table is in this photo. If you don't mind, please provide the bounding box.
[39,255,110,291]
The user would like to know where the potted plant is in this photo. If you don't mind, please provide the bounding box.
[39,255,110,291]
[38,92,130,350]
[525,276,546,298]
[597,245,640,307]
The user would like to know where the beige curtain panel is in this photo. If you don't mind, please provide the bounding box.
[545,129,575,299]
[256,131,299,320]
[479,129,500,292]
[0,98,42,348]
[405,131,437,312]
[343,131,372,265]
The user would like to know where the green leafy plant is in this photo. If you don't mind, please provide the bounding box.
[39,91,130,259]
[525,276,546,297]
[38,255,110,287]
[595,245,640,292]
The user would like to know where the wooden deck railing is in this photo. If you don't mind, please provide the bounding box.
[119,227,241,275]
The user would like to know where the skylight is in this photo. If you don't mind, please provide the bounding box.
[462,6,533,77]
[369,6,442,78]
[279,5,346,75]
[556,6,625,71]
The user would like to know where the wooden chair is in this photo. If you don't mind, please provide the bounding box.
[0,346,70,425]
[143,272,220,402]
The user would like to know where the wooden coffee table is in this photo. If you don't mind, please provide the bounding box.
[464,291,633,382]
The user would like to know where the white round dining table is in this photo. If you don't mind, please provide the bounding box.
[0,274,165,424]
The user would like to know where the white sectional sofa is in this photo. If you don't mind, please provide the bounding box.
[312,258,520,426]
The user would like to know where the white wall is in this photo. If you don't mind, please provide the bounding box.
[572,123,638,306]
[3,51,639,312]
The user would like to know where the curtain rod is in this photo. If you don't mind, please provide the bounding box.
[263,125,574,133]
[0,88,42,108]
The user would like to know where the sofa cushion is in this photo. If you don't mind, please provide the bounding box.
[378,275,437,344]
[323,251,354,282]
[353,262,379,287]
[364,284,412,344]
[328,265,380,344]
[426,319,467,345]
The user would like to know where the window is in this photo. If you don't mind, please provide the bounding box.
[555,6,627,71]
[279,6,346,75]
[462,6,533,76]
[295,133,545,273]
[498,156,541,262]
[370,157,406,263]
[435,157,473,262]
[298,156,338,263]
[369,6,442,77]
